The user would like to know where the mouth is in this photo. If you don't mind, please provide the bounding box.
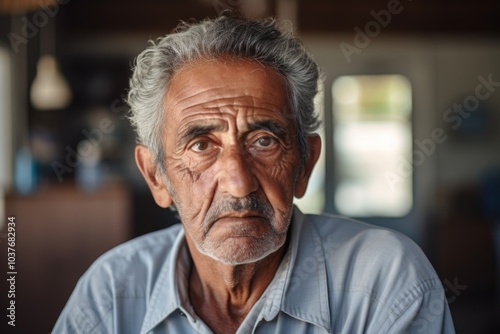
[209,212,270,238]
[202,194,274,234]
[217,211,266,220]
[214,211,268,225]
[212,209,268,224]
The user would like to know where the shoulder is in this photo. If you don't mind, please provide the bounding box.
[302,213,450,332]
[53,224,183,333]
[304,213,436,279]
[78,223,183,296]
[90,223,183,272]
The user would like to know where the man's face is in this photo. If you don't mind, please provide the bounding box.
[160,58,305,265]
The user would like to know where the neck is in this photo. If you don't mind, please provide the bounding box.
[185,236,287,334]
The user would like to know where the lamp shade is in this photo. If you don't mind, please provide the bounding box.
[30,55,72,110]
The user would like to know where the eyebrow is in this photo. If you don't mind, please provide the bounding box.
[177,120,288,147]
[177,123,226,146]
[248,120,288,140]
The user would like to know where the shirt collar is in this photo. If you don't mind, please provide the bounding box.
[279,206,332,332]
[140,226,188,334]
[141,207,332,333]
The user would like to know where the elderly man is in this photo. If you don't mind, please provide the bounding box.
[54,16,455,334]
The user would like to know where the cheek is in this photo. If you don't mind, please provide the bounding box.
[168,152,215,191]
[257,158,298,216]
[167,156,217,218]
[169,155,201,182]
[267,150,299,189]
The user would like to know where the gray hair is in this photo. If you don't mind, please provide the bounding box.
[127,16,321,173]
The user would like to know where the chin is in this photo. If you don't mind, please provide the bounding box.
[198,236,286,265]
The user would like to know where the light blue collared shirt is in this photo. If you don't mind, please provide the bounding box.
[53,208,455,333]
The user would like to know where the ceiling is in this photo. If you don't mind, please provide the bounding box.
[50,0,500,35]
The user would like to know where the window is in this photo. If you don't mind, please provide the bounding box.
[332,75,412,217]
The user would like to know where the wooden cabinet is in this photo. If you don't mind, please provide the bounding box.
[1,183,131,333]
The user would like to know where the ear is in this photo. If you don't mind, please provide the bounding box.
[294,135,322,199]
[135,145,173,208]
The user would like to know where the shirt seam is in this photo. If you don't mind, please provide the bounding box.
[378,278,443,334]
[85,302,114,334]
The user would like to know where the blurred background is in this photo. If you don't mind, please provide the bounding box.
[0,0,499,333]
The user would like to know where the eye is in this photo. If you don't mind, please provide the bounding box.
[254,136,275,148]
[191,141,210,152]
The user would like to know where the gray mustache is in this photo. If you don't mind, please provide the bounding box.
[204,193,274,230]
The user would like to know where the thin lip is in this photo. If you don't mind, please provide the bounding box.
[205,211,267,233]
[216,211,266,220]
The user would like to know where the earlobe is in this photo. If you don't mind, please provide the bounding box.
[294,135,322,199]
[135,145,173,208]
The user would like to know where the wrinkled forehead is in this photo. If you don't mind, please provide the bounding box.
[163,58,292,125]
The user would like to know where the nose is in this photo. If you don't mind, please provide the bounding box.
[217,147,258,198]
